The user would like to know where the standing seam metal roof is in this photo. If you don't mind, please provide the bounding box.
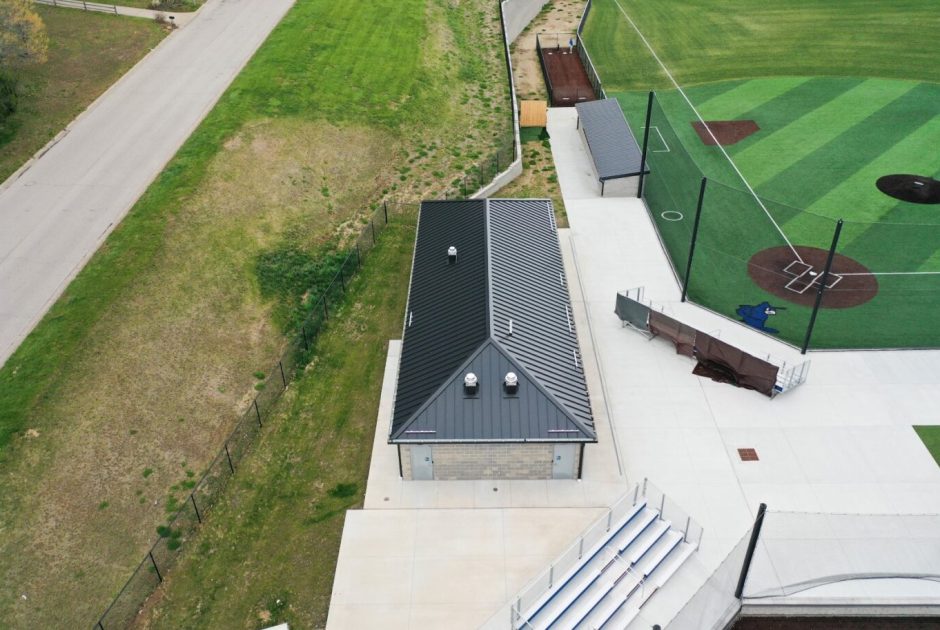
[575,98,645,181]
[390,199,595,443]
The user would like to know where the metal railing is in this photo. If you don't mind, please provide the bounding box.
[507,479,703,628]
[34,0,118,14]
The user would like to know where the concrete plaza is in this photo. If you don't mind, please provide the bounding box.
[327,108,940,629]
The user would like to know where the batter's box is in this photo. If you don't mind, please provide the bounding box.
[783,259,843,294]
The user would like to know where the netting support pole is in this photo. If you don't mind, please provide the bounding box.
[149,551,162,583]
[637,91,654,198]
[801,219,843,354]
[681,177,708,302]
[734,502,767,599]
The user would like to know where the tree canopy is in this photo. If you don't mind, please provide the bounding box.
[0,0,49,69]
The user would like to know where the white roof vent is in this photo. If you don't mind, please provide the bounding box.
[448,246,457,264]
[464,372,478,395]
[504,371,519,394]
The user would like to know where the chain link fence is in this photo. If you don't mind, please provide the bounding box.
[93,201,418,629]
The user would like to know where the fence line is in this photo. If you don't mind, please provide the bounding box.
[93,201,414,629]
[94,1,522,624]
[34,0,118,15]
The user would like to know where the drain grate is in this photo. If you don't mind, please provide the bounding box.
[737,448,759,462]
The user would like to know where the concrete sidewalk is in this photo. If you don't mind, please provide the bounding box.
[0,0,295,367]
[548,106,940,626]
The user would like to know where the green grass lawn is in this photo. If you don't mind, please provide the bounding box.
[583,0,940,90]
[915,426,940,468]
[135,216,416,629]
[583,0,940,349]
[0,0,510,627]
[0,7,166,182]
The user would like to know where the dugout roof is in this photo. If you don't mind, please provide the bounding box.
[576,98,645,181]
[390,199,595,443]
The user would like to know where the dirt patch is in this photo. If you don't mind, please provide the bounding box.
[541,43,596,106]
[0,119,398,627]
[692,120,760,145]
[511,0,585,101]
[747,245,878,308]
[876,174,940,204]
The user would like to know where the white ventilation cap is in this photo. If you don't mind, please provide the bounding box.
[504,372,518,387]
[464,373,478,387]
[448,246,457,257]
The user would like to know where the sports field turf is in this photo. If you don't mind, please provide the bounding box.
[583,0,940,349]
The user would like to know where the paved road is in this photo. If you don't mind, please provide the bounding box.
[0,0,295,367]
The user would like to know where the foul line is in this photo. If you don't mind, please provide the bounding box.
[841,270,940,276]
[611,0,803,264]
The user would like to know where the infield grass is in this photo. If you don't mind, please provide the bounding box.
[0,0,510,626]
[584,0,940,348]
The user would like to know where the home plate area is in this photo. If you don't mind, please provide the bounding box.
[747,245,878,308]
[782,260,842,294]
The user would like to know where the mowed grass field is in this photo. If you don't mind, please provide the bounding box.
[0,0,509,627]
[583,0,940,349]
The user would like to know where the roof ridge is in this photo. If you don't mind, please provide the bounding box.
[484,198,494,339]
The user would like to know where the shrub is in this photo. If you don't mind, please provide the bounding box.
[0,73,17,124]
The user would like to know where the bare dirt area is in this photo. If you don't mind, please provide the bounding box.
[692,120,760,146]
[0,0,513,627]
[747,245,878,308]
[511,0,585,100]
[0,120,401,627]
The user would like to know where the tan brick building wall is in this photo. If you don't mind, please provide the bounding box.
[398,443,581,480]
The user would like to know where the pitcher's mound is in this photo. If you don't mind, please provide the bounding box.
[692,120,759,146]
[876,174,940,204]
[747,246,878,308]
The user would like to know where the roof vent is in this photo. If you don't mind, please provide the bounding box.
[464,372,478,395]
[504,371,519,395]
[448,246,457,264]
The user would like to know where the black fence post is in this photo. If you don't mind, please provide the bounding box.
[301,325,309,350]
[637,91,654,198]
[735,502,767,598]
[191,494,201,524]
[801,219,843,354]
[681,177,708,302]
[254,399,262,428]
[149,551,162,583]
[383,200,388,224]
[278,361,287,388]
[370,220,376,244]
[224,443,234,474]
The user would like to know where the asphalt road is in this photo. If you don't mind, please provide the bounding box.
[0,0,295,368]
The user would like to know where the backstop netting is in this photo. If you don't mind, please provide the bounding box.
[635,90,940,350]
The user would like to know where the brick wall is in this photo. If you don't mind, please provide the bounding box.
[399,443,581,480]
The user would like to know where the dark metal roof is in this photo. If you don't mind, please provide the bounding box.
[489,200,594,431]
[390,199,595,443]
[392,200,489,431]
[576,98,644,181]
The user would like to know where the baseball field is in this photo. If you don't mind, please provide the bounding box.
[583,0,940,349]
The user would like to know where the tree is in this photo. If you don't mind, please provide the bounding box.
[0,0,49,69]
